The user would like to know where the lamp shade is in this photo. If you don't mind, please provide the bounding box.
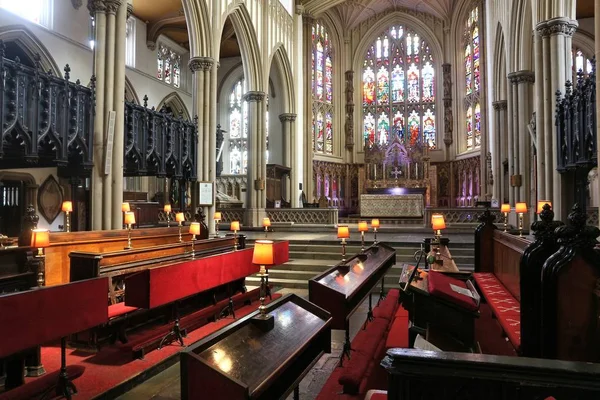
[62,201,73,213]
[252,240,274,266]
[358,221,368,232]
[262,217,271,227]
[431,214,446,231]
[337,225,350,239]
[121,202,130,212]
[164,204,172,213]
[230,221,240,231]
[31,229,50,248]
[500,203,511,213]
[214,212,222,220]
[124,211,136,225]
[371,219,380,228]
[189,222,201,236]
[175,212,185,222]
[537,200,552,214]
[515,202,528,214]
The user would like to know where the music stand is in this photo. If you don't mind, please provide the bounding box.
[401,249,424,293]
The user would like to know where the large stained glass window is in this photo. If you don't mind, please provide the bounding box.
[229,79,248,174]
[362,26,437,149]
[311,21,334,155]
[464,6,481,151]
[157,44,181,88]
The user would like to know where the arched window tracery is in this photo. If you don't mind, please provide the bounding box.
[464,6,481,151]
[311,21,334,155]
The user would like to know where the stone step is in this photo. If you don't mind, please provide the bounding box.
[279,258,473,271]
[288,251,473,263]
[286,243,474,255]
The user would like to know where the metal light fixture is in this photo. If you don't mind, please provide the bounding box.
[164,203,172,227]
[175,212,185,242]
[431,214,446,258]
[31,229,49,287]
[214,212,222,238]
[262,217,271,238]
[62,201,72,232]
[371,219,380,244]
[230,220,240,251]
[189,222,200,259]
[124,211,135,249]
[358,221,368,252]
[121,202,130,229]
[500,203,511,232]
[337,225,350,262]
[515,202,527,237]
[252,240,275,330]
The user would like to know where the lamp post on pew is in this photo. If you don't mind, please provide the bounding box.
[214,211,222,238]
[31,229,49,287]
[251,240,275,331]
[515,202,528,237]
[164,203,172,227]
[62,201,72,232]
[358,221,368,252]
[337,225,350,262]
[176,212,185,242]
[501,203,511,232]
[121,202,130,229]
[431,214,446,259]
[262,217,271,238]
[536,200,551,222]
[124,212,135,250]
[189,222,200,259]
[230,220,240,251]
[371,219,380,244]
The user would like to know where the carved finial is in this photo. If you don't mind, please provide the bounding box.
[76,78,81,85]
[539,203,554,223]
[554,203,600,249]
[14,56,20,64]
[143,95,148,107]
[531,203,563,242]
[0,40,5,58]
[64,64,71,80]
[33,53,41,70]
[567,203,586,229]
[477,208,496,224]
[90,75,96,90]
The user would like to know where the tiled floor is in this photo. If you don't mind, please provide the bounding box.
[116,287,380,400]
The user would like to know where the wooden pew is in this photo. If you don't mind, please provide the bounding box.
[0,246,37,294]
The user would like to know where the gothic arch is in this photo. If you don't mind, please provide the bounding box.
[268,45,295,113]
[181,0,212,58]
[572,30,595,61]
[222,5,262,92]
[156,92,192,120]
[493,23,508,99]
[0,170,38,209]
[124,76,140,105]
[0,25,61,76]
[511,0,533,71]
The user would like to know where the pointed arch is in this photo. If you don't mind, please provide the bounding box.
[0,25,61,77]
[156,92,191,121]
[124,76,140,105]
[223,4,262,92]
[181,0,212,58]
[268,44,295,114]
[493,23,507,100]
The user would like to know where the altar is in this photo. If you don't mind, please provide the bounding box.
[360,193,424,217]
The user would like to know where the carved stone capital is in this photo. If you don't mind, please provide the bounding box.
[72,0,83,10]
[188,57,214,72]
[127,3,133,18]
[508,70,535,84]
[536,17,578,38]
[146,40,156,51]
[279,113,297,122]
[87,0,106,14]
[492,100,508,110]
[244,91,266,102]
[104,0,121,14]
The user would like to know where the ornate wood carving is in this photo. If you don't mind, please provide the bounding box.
[0,42,95,173]
[37,175,63,224]
[452,155,480,207]
[344,70,354,150]
[442,63,453,147]
[124,98,197,180]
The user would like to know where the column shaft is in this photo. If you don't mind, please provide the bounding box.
[102,5,116,230]
[506,79,515,206]
[534,32,546,199]
[208,63,217,232]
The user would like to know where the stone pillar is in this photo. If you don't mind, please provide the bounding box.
[88,0,107,230]
[536,17,577,220]
[302,14,315,202]
[244,91,266,227]
[111,0,128,229]
[534,30,546,199]
[506,75,516,206]
[513,71,535,207]
[280,113,297,204]
[492,100,507,204]
[208,61,218,233]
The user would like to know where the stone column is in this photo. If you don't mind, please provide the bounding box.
[513,71,535,206]
[506,75,516,206]
[208,61,218,233]
[279,113,296,204]
[88,0,107,230]
[244,91,266,226]
[110,0,127,229]
[534,30,546,199]
[302,14,314,202]
[536,17,577,220]
[492,100,507,204]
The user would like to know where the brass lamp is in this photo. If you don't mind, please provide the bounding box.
[371,219,380,244]
[537,200,552,214]
[431,214,446,258]
[189,222,200,259]
[31,229,49,287]
[252,239,275,330]
[500,203,511,232]
[62,201,72,232]
[121,202,130,229]
[358,221,368,252]
[337,225,350,262]
[175,212,185,242]
[262,217,271,238]
[164,204,172,227]
[124,211,135,249]
[214,212,222,238]
[515,202,528,237]
[230,220,240,251]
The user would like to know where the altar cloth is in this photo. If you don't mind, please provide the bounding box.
[360,194,423,217]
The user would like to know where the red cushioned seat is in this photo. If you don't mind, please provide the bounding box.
[427,271,479,312]
[385,316,409,350]
[372,297,397,321]
[339,352,370,394]
[386,289,400,299]
[394,306,408,319]
[108,303,139,319]
[352,319,388,358]
[0,365,85,400]
[497,314,521,349]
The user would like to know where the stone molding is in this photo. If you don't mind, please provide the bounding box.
[244,91,266,102]
[279,113,297,122]
[88,0,106,14]
[72,0,83,10]
[492,100,508,110]
[508,70,535,84]
[127,3,133,18]
[536,17,578,38]
[188,57,214,72]
[104,0,121,15]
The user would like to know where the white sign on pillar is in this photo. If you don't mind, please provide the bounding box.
[104,111,116,176]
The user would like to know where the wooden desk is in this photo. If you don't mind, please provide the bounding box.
[181,294,331,400]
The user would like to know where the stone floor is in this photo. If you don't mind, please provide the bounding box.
[116,287,379,400]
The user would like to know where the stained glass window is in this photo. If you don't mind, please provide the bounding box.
[362,26,436,149]
[312,21,334,155]
[229,79,248,174]
[571,47,594,82]
[157,44,182,88]
[464,6,481,151]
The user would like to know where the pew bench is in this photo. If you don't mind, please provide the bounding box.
[316,289,409,400]
[473,272,521,350]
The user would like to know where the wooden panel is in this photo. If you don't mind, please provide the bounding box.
[491,230,529,301]
[46,227,196,286]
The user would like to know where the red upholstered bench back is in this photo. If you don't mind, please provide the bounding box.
[0,278,109,358]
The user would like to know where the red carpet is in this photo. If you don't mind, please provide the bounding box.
[0,295,281,400]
